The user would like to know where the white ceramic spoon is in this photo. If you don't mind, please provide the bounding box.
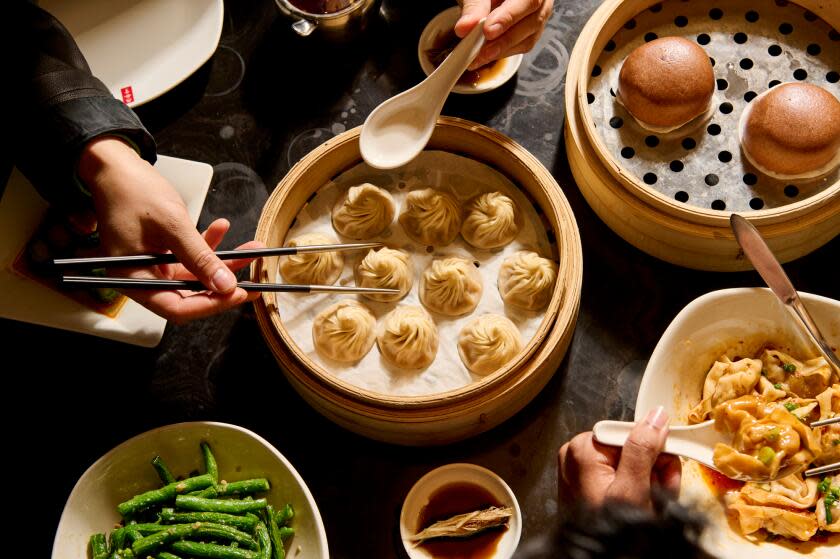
[359,19,486,169]
[592,419,804,482]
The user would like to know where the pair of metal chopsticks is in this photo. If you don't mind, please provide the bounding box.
[805,416,840,477]
[805,413,840,477]
[54,242,400,295]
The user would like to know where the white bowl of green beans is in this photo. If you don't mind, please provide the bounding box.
[51,421,329,559]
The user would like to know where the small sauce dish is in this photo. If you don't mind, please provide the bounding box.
[400,463,522,559]
[418,6,523,95]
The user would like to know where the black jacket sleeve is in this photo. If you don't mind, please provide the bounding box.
[8,1,156,209]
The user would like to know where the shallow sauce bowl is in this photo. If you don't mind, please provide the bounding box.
[400,463,522,559]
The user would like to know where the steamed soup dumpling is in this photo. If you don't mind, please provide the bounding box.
[377,305,439,369]
[498,251,558,311]
[398,188,462,246]
[461,192,520,249]
[458,314,523,376]
[420,257,482,316]
[332,183,396,239]
[354,247,413,302]
[279,233,343,285]
[312,300,376,362]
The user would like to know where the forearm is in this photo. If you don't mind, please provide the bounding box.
[78,137,148,199]
[9,2,156,209]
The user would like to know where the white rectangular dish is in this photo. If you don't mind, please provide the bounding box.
[0,155,213,347]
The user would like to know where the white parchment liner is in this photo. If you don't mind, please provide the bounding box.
[274,151,554,397]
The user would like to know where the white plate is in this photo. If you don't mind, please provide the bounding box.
[400,463,522,559]
[51,421,330,559]
[40,0,224,107]
[0,155,212,347]
[418,6,523,95]
[635,287,840,559]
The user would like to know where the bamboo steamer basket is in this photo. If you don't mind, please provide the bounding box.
[565,0,840,271]
[252,117,582,446]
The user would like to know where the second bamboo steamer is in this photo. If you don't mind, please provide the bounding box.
[253,117,582,445]
[565,0,840,271]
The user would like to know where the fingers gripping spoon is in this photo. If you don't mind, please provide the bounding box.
[593,419,806,482]
[359,20,486,169]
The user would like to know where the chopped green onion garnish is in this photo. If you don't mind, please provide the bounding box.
[757,446,776,466]
[818,477,831,494]
[773,383,782,390]
[833,439,840,446]
[783,363,796,373]
[764,427,780,442]
[784,402,798,412]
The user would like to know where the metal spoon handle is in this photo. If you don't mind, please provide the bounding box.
[730,214,840,374]
[789,297,840,374]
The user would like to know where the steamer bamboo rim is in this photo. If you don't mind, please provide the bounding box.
[574,0,840,227]
[252,117,583,410]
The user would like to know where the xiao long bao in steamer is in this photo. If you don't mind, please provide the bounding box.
[419,257,483,316]
[458,314,523,376]
[398,187,463,246]
[461,191,520,249]
[617,36,714,132]
[740,83,840,179]
[331,183,396,239]
[278,232,343,285]
[377,305,439,370]
[498,251,557,311]
[312,300,376,363]
[354,246,413,302]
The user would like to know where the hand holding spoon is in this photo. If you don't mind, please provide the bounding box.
[359,19,486,169]
[593,419,805,482]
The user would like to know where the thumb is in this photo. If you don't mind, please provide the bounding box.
[608,406,669,506]
[455,0,491,37]
[165,217,237,294]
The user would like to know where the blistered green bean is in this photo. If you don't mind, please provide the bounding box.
[175,495,267,514]
[90,533,108,559]
[117,473,214,517]
[170,541,259,559]
[201,442,219,483]
[193,478,271,499]
[158,508,259,532]
[263,506,285,559]
[255,522,271,559]
[152,456,176,485]
[274,504,294,527]
[279,526,294,543]
[131,523,257,556]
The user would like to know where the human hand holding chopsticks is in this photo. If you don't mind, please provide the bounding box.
[78,137,264,323]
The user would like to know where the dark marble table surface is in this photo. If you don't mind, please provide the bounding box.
[14,1,838,557]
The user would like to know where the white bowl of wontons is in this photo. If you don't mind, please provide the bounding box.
[635,288,840,558]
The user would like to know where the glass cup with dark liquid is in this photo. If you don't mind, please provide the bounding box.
[287,0,353,14]
[276,0,378,40]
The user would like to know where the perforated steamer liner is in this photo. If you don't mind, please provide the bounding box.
[587,0,839,212]
[565,0,840,271]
